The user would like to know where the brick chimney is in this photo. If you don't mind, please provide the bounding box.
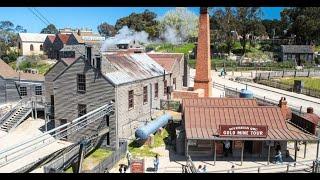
[307,107,314,114]
[278,97,292,120]
[194,7,212,97]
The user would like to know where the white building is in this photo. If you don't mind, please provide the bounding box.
[17,33,53,56]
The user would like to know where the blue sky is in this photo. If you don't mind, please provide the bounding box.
[0,7,284,33]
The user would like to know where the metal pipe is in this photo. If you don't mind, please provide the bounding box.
[214,141,216,166]
[294,141,298,162]
[267,143,271,165]
[241,141,244,166]
[316,139,319,161]
[304,142,307,159]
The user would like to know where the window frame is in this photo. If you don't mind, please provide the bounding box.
[143,86,148,104]
[35,86,42,96]
[30,44,34,51]
[78,104,87,118]
[20,86,27,97]
[154,83,158,99]
[173,78,177,90]
[77,74,86,93]
[128,90,134,110]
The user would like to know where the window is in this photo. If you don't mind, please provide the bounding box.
[30,44,34,51]
[35,86,42,95]
[78,104,87,117]
[173,78,177,90]
[154,83,158,98]
[128,90,134,109]
[77,74,86,93]
[20,87,27,96]
[164,80,167,95]
[18,42,21,49]
[40,45,43,51]
[143,86,148,104]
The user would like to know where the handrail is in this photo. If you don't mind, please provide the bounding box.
[0,102,114,168]
[0,98,29,125]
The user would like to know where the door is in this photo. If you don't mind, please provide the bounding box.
[244,141,253,154]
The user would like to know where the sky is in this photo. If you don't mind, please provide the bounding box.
[0,7,284,33]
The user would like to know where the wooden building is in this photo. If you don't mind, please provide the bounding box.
[280,45,314,65]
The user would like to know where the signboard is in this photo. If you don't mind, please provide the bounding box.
[130,159,145,173]
[219,125,268,138]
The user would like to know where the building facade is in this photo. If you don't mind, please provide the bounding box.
[0,59,44,105]
[280,45,314,65]
[17,33,53,56]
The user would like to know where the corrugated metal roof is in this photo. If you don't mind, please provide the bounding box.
[19,33,53,42]
[147,53,183,72]
[184,105,318,141]
[56,34,70,44]
[281,45,314,54]
[103,53,167,85]
[182,97,258,107]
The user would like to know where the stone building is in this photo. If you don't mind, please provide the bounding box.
[17,33,53,56]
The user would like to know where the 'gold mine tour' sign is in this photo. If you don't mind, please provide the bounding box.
[219,125,268,138]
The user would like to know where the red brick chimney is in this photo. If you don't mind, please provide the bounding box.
[278,97,292,120]
[194,7,212,97]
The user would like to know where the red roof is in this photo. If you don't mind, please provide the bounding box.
[303,113,320,125]
[182,97,258,107]
[47,35,56,43]
[184,105,317,141]
[57,34,70,44]
[147,53,183,72]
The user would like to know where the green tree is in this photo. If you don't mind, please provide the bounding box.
[235,7,263,55]
[40,24,58,34]
[115,9,160,39]
[0,21,26,59]
[211,7,237,54]
[281,7,320,45]
[97,22,116,37]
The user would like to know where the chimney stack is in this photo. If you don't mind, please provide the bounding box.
[307,107,314,114]
[194,7,212,97]
[278,97,292,120]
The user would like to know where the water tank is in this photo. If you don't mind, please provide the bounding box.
[239,89,253,98]
[135,113,172,140]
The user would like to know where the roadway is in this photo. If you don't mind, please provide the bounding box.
[189,69,320,116]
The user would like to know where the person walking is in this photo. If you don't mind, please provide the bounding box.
[126,151,132,167]
[275,150,283,164]
[197,165,203,173]
[202,165,207,173]
[154,154,159,173]
[230,165,235,173]
[119,164,123,173]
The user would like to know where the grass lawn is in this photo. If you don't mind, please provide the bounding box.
[9,61,54,75]
[128,128,169,157]
[64,148,113,173]
[147,43,195,55]
[279,77,320,91]
[82,148,113,171]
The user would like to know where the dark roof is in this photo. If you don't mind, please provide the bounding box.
[184,105,317,141]
[47,35,56,43]
[281,45,314,54]
[303,113,320,125]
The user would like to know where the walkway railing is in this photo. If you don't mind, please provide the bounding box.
[0,102,114,169]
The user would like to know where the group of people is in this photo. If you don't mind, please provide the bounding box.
[197,165,207,173]
[120,151,160,173]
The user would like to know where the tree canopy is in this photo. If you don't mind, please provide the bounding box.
[40,24,58,34]
[115,9,160,39]
[97,22,116,37]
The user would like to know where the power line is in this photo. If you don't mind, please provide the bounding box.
[32,7,52,25]
[27,7,49,26]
